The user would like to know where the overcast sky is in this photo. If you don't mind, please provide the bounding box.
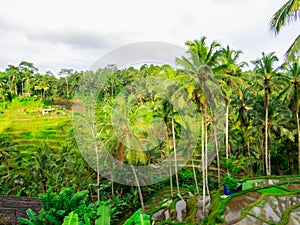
[0,0,299,74]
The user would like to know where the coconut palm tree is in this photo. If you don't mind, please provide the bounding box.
[215,46,248,163]
[179,37,222,72]
[156,67,184,197]
[251,52,287,175]
[0,77,7,108]
[217,45,248,76]
[176,36,224,214]
[279,57,300,172]
[0,135,16,176]
[269,0,300,62]
[5,65,19,96]
[30,143,56,193]
[59,68,73,98]
[18,61,37,95]
[231,87,260,176]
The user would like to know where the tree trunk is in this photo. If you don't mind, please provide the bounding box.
[15,83,18,96]
[170,160,174,199]
[91,122,100,201]
[260,137,265,175]
[66,76,69,97]
[296,94,300,174]
[248,142,253,177]
[204,105,210,196]
[265,88,270,176]
[225,103,229,160]
[25,79,29,94]
[95,144,100,201]
[171,107,181,196]
[111,165,114,197]
[213,125,220,185]
[201,104,206,216]
[8,82,13,97]
[192,159,199,194]
[131,165,145,213]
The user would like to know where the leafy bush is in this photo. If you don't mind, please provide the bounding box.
[19,187,95,225]
[222,174,238,190]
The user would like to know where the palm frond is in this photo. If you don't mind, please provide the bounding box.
[269,0,300,35]
[284,34,300,63]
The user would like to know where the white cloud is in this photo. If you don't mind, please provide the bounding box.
[0,0,298,73]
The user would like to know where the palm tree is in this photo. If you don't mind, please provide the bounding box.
[5,65,19,96]
[59,68,73,98]
[232,87,259,176]
[252,52,281,176]
[36,74,51,99]
[0,134,16,176]
[217,45,248,76]
[0,77,7,108]
[176,37,224,214]
[269,0,300,62]
[156,67,183,197]
[279,57,300,172]
[268,100,295,148]
[30,143,56,193]
[109,95,152,213]
[180,37,222,72]
[216,46,248,163]
[18,61,37,95]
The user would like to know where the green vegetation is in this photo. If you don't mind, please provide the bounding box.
[257,187,288,194]
[206,177,300,224]
[0,0,299,224]
[19,187,113,225]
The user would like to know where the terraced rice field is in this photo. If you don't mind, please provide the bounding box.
[0,110,72,152]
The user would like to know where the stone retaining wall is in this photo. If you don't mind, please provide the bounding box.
[0,196,41,225]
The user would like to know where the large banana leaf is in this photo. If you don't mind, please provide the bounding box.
[95,205,111,225]
[123,209,151,225]
[62,212,79,225]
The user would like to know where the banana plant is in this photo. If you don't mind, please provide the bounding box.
[62,212,78,225]
[123,208,151,225]
[95,205,110,225]
[60,205,111,225]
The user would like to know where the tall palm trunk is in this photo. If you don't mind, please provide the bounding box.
[248,142,253,177]
[225,103,229,160]
[201,106,206,216]
[21,81,24,95]
[15,83,18,96]
[66,76,69,97]
[8,76,14,97]
[204,105,210,196]
[91,124,100,201]
[192,159,199,194]
[260,136,265,175]
[171,107,181,196]
[225,102,230,175]
[131,165,145,213]
[296,92,300,174]
[213,125,220,185]
[111,163,114,197]
[169,160,174,199]
[265,87,270,176]
[25,78,30,94]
